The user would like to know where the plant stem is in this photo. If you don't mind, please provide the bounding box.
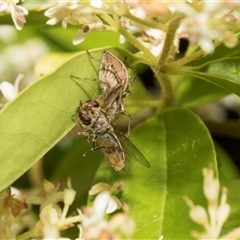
[157,15,184,70]
[163,49,206,72]
[58,215,83,226]
[102,12,176,110]
[124,11,168,31]
[220,227,240,239]
[153,71,174,110]
[151,16,184,110]
[100,13,155,65]
[118,25,155,65]
[17,222,42,239]
[163,38,226,72]
[99,13,116,27]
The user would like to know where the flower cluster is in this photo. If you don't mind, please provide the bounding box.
[44,0,125,45]
[184,166,240,239]
[1,1,239,55]
[120,2,172,57]
[0,179,135,239]
[42,0,172,56]
[81,182,135,239]
[172,1,240,53]
[0,187,28,239]
[42,0,240,55]
[0,0,28,30]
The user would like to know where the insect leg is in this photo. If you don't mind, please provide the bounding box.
[83,146,102,157]
[121,111,131,137]
[104,85,123,111]
[123,56,137,87]
[70,75,100,82]
[71,75,112,102]
[106,93,132,137]
[71,112,78,121]
[77,130,92,143]
[83,144,112,157]
[86,50,101,62]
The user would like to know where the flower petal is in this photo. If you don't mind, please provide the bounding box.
[40,204,60,225]
[73,28,89,45]
[89,182,111,196]
[106,196,119,214]
[46,17,59,25]
[0,81,18,101]
[10,4,28,31]
[0,2,8,12]
[64,188,76,205]
[90,0,103,9]
[93,191,110,218]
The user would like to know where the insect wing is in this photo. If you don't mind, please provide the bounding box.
[99,50,128,90]
[121,148,132,172]
[112,125,150,170]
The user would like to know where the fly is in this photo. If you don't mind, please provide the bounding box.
[76,100,150,172]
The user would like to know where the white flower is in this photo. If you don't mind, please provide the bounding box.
[73,21,106,45]
[120,3,173,57]
[80,190,133,239]
[60,178,76,221]
[40,204,60,225]
[44,1,129,45]
[93,191,112,218]
[81,192,109,239]
[184,166,232,239]
[190,205,208,226]
[82,190,119,230]
[63,187,76,207]
[90,0,102,9]
[173,1,239,53]
[44,1,79,26]
[0,73,23,102]
[88,182,122,213]
[0,0,28,30]
[108,212,136,238]
[88,182,112,195]
[80,182,124,239]
[45,1,106,45]
[202,167,220,204]
[33,178,82,238]
[43,179,58,194]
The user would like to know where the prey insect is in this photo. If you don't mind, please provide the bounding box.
[75,100,150,172]
[98,50,133,117]
[72,50,135,136]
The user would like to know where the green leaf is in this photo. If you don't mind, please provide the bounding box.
[0,47,140,191]
[175,75,229,107]
[215,141,240,181]
[43,28,123,51]
[172,57,240,98]
[189,41,240,67]
[94,107,217,239]
[204,58,240,82]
